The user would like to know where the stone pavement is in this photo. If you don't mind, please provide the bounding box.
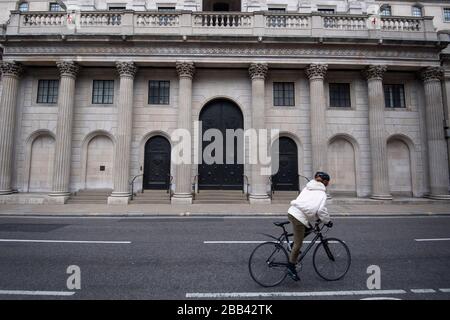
[1,199,450,216]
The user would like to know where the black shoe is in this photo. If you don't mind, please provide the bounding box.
[287,263,300,281]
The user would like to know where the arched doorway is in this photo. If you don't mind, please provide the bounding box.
[85,135,114,189]
[143,136,171,190]
[271,137,299,191]
[28,134,55,192]
[327,137,357,196]
[198,99,243,189]
[387,138,412,196]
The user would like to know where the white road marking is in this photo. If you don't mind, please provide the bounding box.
[414,238,450,242]
[0,239,131,244]
[203,240,340,244]
[439,288,450,293]
[410,289,436,293]
[0,290,75,296]
[186,289,407,298]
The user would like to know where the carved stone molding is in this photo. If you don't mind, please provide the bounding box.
[249,63,268,80]
[305,64,328,80]
[0,61,24,78]
[116,61,138,78]
[176,61,195,79]
[56,61,79,78]
[363,65,387,81]
[420,66,444,82]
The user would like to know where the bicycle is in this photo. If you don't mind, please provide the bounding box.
[248,220,351,287]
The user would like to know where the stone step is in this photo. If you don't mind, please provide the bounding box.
[131,200,171,204]
[66,199,107,204]
[193,200,248,204]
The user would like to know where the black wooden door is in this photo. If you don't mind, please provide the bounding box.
[143,136,171,190]
[272,137,299,191]
[198,100,243,189]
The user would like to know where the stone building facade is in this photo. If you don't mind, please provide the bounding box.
[0,0,449,204]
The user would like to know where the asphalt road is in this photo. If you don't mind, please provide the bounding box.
[0,215,449,300]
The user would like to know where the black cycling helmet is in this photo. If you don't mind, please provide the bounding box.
[314,171,331,181]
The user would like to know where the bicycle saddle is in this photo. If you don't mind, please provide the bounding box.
[273,221,290,227]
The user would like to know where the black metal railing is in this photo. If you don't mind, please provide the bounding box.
[130,174,143,200]
[243,174,250,200]
[192,174,199,200]
[167,174,173,200]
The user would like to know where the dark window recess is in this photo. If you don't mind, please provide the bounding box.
[37,80,59,104]
[49,2,63,11]
[149,81,170,105]
[158,7,176,11]
[318,8,335,14]
[268,8,286,13]
[384,84,406,108]
[92,80,114,104]
[412,6,422,17]
[380,5,392,16]
[100,166,105,171]
[445,8,450,22]
[273,82,295,106]
[19,2,29,12]
[108,6,126,10]
[329,83,351,108]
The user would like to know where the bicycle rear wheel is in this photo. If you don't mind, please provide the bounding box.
[313,237,351,281]
[248,242,289,287]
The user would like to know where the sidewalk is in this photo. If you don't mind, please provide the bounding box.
[1,201,450,216]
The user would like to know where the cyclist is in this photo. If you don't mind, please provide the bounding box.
[286,171,333,281]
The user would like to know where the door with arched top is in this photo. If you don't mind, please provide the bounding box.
[143,136,171,190]
[198,99,244,189]
[271,137,299,191]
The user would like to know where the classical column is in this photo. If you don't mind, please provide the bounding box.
[172,61,195,204]
[108,62,138,205]
[421,67,450,199]
[48,61,79,203]
[364,65,392,200]
[306,64,328,173]
[248,63,270,204]
[0,62,23,195]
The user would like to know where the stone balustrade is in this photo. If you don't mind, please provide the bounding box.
[7,10,437,42]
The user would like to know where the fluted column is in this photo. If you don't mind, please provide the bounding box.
[364,65,392,200]
[306,64,328,173]
[108,62,137,205]
[248,63,270,204]
[172,61,195,204]
[0,62,23,195]
[48,61,79,203]
[421,67,450,199]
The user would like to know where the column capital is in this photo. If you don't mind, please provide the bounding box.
[176,61,195,79]
[116,61,138,78]
[56,61,80,78]
[420,66,444,83]
[249,63,268,80]
[363,65,387,81]
[0,61,24,78]
[305,64,328,80]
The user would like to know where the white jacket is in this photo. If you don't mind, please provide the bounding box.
[288,180,331,228]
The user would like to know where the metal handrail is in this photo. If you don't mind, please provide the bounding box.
[269,175,275,199]
[167,175,173,200]
[192,174,199,200]
[242,174,250,200]
[130,174,143,200]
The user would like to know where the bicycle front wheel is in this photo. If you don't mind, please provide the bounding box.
[248,242,289,287]
[313,238,351,281]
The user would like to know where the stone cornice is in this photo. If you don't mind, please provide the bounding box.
[0,61,23,78]
[175,61,195,79]
[363,65,388,81]
[56,61,79,78]
[420,66,444,82]
[249,63,268,80]
[305,64,328,80]
[116,61,138,78]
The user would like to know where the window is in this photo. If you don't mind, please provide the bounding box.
[92,80,114,104]
[268,7,286,13]
[18,2,29,12]
[317,8,335,14]
[273,82,295,106]
[384,84,406,108]
[158,7,176,11]
[380,5,392,16]
[37,80,59,104]
[149,81,170,105]
[444,8,450,22]
[49,2,63,11]
[412,6,423,17]
[329,83,351,108]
